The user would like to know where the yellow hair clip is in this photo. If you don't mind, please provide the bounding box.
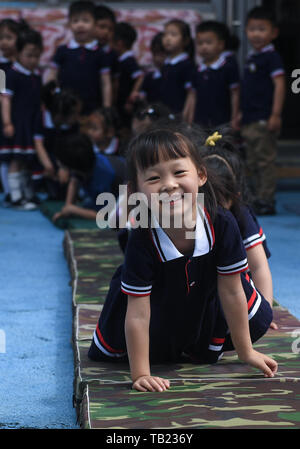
[205,131,222,146]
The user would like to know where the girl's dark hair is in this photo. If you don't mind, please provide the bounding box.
[151,32,165,54]
[126,123,218,220]
[195,126,253,227]
[88,106,120,131]
[133,102,175,123]
[41,81,81,123]
[165,19,195,61]
[196,20,240,51]
[56,133,95,173]
[16,27,43,52]
[69,0,96,19]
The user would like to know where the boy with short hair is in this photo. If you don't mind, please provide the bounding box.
[112,22,144,127]
[240,7,285,215]
[49,1,112,114]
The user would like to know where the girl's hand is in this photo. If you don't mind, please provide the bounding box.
[3,123,14,137]
[270,321,278,330]
[132,375,170,392]
[239,349,278,378]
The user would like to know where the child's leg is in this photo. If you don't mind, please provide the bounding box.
[0,163,10,196]
[7,159,23,203]
[20,166,36,202]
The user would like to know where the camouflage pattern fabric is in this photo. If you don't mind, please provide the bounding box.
[64,230,300,429]
[40,200,99,229]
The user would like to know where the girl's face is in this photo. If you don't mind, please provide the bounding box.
[18,44,41,71]
[196,31,224,64]
[136,156,207,225]
[69,12,96,43]
[163,24,184,55]
[85,114,106,144]
[0,26,17,58]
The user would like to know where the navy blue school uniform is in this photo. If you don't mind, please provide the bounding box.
[235,204,271,259]
[140,69,163,103]
[51,39,110,115]
[88,206,272,364]
[0,57,13,150]
[76,152,125,210]
[115,50,143,117]
[0,61,42,163]
[159,53,195,114]
[241,44,285,125]
[100,44,119,78]
[194,52,240,127]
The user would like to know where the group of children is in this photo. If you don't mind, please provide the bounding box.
[0,2,283,392]
[0,3,285,217]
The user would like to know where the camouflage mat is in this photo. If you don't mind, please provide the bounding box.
[40,200,99,229]
[65,229,300,429]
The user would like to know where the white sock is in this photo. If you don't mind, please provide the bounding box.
[20,170,35,200]
[0,163,10,195]
[7,172,23,202]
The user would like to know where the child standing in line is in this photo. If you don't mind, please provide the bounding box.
[53,133,125,222]
[48,1,112,115]
[0,28,55,210]
[193,21,240,129]
[82,107,122,156]
[199,128,277,330]
[139,32,166,104]
[240,7,285,216]
[112,22,144,128]
[0,19,25,206]
[88,125,277,392]
[160,19,195,123]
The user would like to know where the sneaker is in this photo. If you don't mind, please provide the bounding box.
[11,198,38,211]
[2,193,11,208]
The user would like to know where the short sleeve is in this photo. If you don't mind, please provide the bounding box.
[51,45,65,68]
[2,68,16,96]
[121,229,156,296]
[182,60,195,90]
[225,57,240,89]
[127,57,143,80]
[269,52,285,79]
[215,209,248,276]
[97,48,111,74]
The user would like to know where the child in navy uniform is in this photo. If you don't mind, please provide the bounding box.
[88,125,277,392]
[160,19,195,123]
[53,133,125,222]
[1,28,54,210]
[113,22,144,128]
[0,19,20,206]
[193,21,240,129]
[199,128,277,330]
[139,33,166,104]
[49,1,112,115]
[240,7,285,215]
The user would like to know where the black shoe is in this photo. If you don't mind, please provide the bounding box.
[11,197,38,211]
[2,193,11,207]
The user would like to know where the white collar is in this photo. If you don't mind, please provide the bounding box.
[0,55,10,63]
[152,69,162,79]
[165,52,188,66]
[12,61,40,76]
[249,43,275,56]
[103,137,119,155]
[118,50,134,62]
[198,54,226,72]
[67,38,98,50]
[150,206,214,262]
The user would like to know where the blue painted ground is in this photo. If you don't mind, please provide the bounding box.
[0,199,78,429]
[0,185,299,429]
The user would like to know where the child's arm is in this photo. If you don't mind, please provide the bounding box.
[268,75,286,133]
[246,245,278,330]
[100,71,112,107]
[1,94,14,137]
[183,89,196,125]
[126,74,145,105]
[125,294,170,392]
[218,273,278,377]
[34,137,56,178]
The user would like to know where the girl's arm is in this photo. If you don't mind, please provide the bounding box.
[183,89,196,124]
[100,71,112,107]
[246,245,277,330]
[268,75,286,133]
[1,95,14,137]
[125,294,170,392]
[65,176,79,205]
[218,273,278,377]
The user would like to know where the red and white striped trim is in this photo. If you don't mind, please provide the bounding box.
[217,258,248,276]
[121,281,152,297]
[93,325,126,358]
